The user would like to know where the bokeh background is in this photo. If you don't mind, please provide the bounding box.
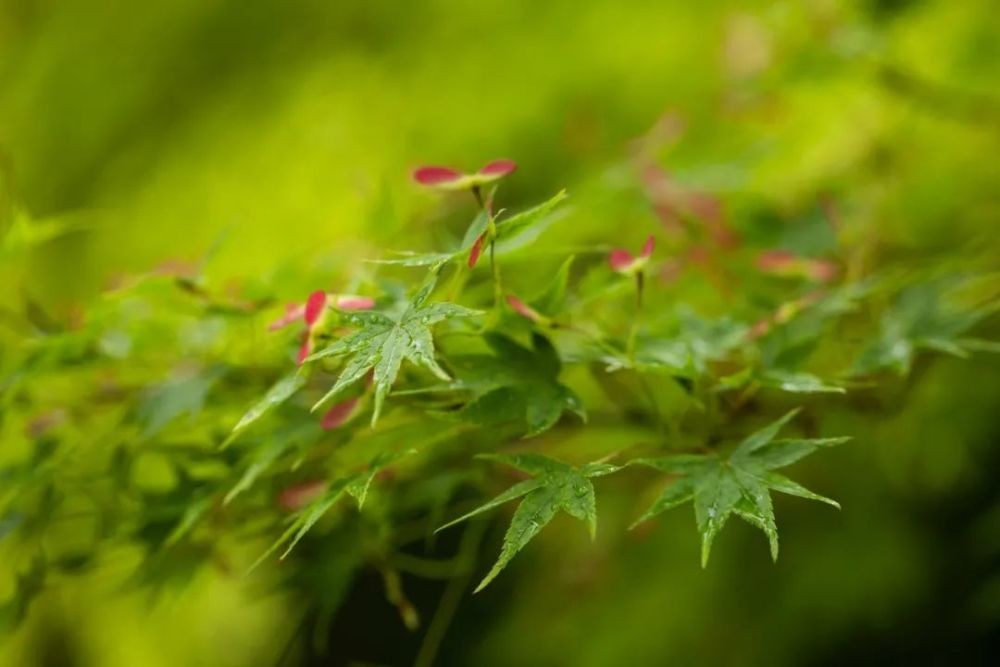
[2,0,999,664]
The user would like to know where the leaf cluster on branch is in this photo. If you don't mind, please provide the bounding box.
[1,154,997,630]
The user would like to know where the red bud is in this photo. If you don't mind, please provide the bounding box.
[321,397,360,430]
[468,233,486,268]
[304,291,328,327]
[297,335,313,365]
[608,249,635,272]
[609,235,655,274]
[278,480,328,511]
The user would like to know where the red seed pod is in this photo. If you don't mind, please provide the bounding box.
[412,159,518,191]
[413,165,464,187]
[609,235,655,274]
[468,233,486,268]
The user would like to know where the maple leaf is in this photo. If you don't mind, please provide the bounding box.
[437,453,619,592]
[307,274,481,425]
[716,367,846,395]
[493,189,568,245]
[852,280,999,376]
[250,451,405,570]
[371,190,568,270]
[600,307,747,376]
[222,370,307,448]
[449,332,586,437]
[368,210,489,269]
[632,409,848,566]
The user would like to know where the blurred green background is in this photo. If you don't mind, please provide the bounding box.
[2,0,999,664]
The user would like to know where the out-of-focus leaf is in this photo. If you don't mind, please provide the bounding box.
[224,423,323,505]
[251,452,404,568]
[853,280,999,376]
[367,251,456,268]
[758,370,845,394]
[532,255,575,315]
[0,558,46,634]
[0,210,89,260]
[138,369,223,438]
[223,371,307,448]
[606,308,747,376]
[448,332,585,437]
[495,190,569,242]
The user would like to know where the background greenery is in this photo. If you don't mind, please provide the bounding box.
[2,0,999,664]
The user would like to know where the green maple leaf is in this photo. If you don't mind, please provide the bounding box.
[369,190,568,269]
[493,189,568,246]
[369,210,489,269]
[250,451,402,570]
[602,308,747,377]
[633,409,848,567]
[307,274,481,425]
[437,453,619,592]
[223,370,307,448]
[716,367,846,395]
[449,332,585,437]
[853,280,999,376]
[137,368,222,438]
[224,422,322,505]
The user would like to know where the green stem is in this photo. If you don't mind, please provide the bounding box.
[471,185,485,210]
[490,236,502,311]
[637,373,664,432]
[626,271,644,360]
[470,184,502,314]
[413,520,488,667]
[447,261,469,301]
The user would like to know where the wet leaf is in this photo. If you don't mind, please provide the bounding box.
[633,410,846,566]
[437,453,619,592]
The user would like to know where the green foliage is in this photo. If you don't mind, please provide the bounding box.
[438,454,619,592]
[853,279,1000,376]
[308,273,481,424]
[633,410,848,566]
[1,165,997,632]
[449,333,585,437]
[2,0,1000,663]
[224,371,308,447]
[2,105,999,667]
[251,451,401,568]
[494,189,569,244]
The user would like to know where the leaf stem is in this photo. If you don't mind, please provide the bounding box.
[471,185,485,210]
[413,520,488,667]
[626,270,645,360]
[471,184,503,313]
[490,237,502,310]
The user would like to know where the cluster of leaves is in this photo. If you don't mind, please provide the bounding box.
[1,154,998,628]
